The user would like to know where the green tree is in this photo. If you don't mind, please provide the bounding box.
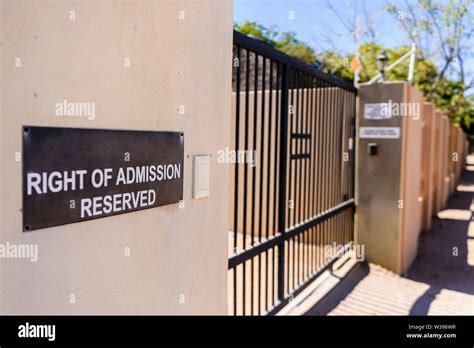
[384,0,474,96]
[234,21,317,65]
[383,0,474,143]
[234,20,474,142]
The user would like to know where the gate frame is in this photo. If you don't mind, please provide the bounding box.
[229,30,357,315]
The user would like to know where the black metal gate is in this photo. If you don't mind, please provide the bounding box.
[229,31,357,315]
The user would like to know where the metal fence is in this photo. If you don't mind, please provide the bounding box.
[229,31,357,315]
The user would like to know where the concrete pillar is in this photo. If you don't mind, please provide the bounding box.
[355,82,423,274]
[1,0,233,314]
[441,117,450,208]
[420,102,436,232]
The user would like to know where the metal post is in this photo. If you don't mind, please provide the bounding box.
[277,64,289,302]
[407,43,416,84]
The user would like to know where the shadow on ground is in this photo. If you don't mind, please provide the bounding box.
[405,161,474,314]
[305,262,370,315]
[305,157,474,316]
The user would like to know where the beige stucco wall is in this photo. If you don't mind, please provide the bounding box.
[356,82,467,274]
[420,102,435,232]
[0,0,232,314]
[439,116,450,209]
[399,84,423,272]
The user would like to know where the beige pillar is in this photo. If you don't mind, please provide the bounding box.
[420,102,436,232]
[356,82,423,274]
[1,0,233,314]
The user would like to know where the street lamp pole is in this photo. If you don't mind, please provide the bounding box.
[376,51,389,83]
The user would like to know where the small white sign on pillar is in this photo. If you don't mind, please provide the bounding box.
[364,103,392,120]
[359,127,400,139]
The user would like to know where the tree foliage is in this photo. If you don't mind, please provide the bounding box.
[234,20,474,143]
[383,0,473,95]
[234,21,317,65]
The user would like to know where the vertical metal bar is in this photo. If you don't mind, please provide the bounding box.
[345,91,350,245]
[333,88,338,208]
[295,71,301,286]
[331,86,336,244]
[315,80,322,268]
[320,83,325,214]
[314,81,319,268]
[339,89,345,245]
[286,69,294,293]
[351,93,356,201]
[327,85,332,247]
[329,86,334,212]
[243,49,250,250]
[301,74,306,225]
[335,88,340,207]
[342,209,345,246]
[351,93,356,243]
[337,89,344,246]
[265,59,273,310]
[291,72,297,290]
[258,56,266,315]
[315,80,321,267]
[259,58,266,243]
[287,71,293,230]
[333,88,339,246]
[338,88,343,206]
[277,62,289,302]
[309,77,315,275]
[331,87,336,245]
[306,76,311,221]
[322,83,328,250]
[326,84,331,256]
[342,90,348,203]
[272,62,280,304]
[250,51,259,315]
[315,80,321,217]
[307,77,313,277]
[286,68,293,294]
[232,45,241,316]
[299,73,305,281]
[306,77,311,277]
[347,91,352,203]
[348,92,353,201]
[294,71,300,227]
[267,59,273,241]
[299,74,304,284]
[242,49,251,315]
[329,85,334,212]
[302,74,308,280]
[327,84,333,249]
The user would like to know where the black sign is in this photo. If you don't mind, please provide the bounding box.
[22,126,184,232]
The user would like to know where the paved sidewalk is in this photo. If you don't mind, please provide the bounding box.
[305,155,474,315]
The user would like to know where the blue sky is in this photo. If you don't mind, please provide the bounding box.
[235,0,399,53]
[234,0,473,87]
